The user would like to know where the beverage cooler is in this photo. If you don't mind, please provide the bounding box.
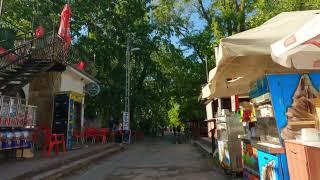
[52,91,83,150]
[216,113,244,174]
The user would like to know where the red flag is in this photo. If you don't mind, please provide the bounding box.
[58,4,72,49]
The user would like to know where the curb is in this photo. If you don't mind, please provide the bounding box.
[192,139,212,155]
[12,144,123,180]
[30,146,123,180]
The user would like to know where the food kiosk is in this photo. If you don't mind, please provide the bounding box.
[203,10,320,180]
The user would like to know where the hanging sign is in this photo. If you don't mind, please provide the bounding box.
[122,112,129,131]
[84,83,100,96]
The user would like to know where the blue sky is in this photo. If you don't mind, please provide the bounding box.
[171,0,211,57]
[77,0,211,58]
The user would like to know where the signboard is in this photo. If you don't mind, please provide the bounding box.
[231,95,239,112]
[122,112,129,130]
[249,77,268,98]
[84,83,100,96]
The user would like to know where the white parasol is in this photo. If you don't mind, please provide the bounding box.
[271,13,320,69]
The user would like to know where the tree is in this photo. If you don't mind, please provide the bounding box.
[168,99,181,127]
[7,0,319,134]
[248,0,320,28]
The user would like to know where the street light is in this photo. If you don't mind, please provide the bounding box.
[124,36,140,144]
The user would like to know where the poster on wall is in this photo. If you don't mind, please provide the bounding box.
[218,140,231,168]
[261,160,276,180]
[267,73,320,141]
[282,74,319,140]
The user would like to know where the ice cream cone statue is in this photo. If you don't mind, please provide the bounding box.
[281,74,320,140]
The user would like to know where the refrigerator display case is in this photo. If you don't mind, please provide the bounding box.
[216,113,244,174]
[52,91,83,150]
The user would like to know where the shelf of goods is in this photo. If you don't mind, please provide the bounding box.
[0,96,36,151]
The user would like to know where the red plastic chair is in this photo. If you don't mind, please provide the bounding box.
[42,127,66,156]
[95,128,107,144]
[136,131,144,139]
[84,128,97,144]
[73,129,84,144]
[131,130,137,141]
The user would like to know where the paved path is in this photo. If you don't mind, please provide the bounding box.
[66,136,234,180]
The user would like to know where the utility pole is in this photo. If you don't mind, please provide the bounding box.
[123,36,132,144]
[124,35,139,144]
[125,36,131,131]
[205,57,208,82]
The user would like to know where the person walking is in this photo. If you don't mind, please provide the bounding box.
[177,125,181,136]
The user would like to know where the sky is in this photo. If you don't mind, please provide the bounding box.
[77,0,211,58]
[171,0,211,57]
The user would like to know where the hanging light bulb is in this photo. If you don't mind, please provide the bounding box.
[75,60,85,70]
[35,25,45,38]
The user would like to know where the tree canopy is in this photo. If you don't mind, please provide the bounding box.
[1,0,320,133]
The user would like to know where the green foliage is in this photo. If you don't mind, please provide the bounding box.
[168,99,181,127]
[3,0,319,133]
[248,0,320,28]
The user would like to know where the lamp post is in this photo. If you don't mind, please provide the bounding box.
[124,36,140,144]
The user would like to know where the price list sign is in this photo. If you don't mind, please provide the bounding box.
[122,112,129,130]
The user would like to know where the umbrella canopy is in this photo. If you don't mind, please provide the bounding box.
[208,10,320,98]
[271,14,320,69]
